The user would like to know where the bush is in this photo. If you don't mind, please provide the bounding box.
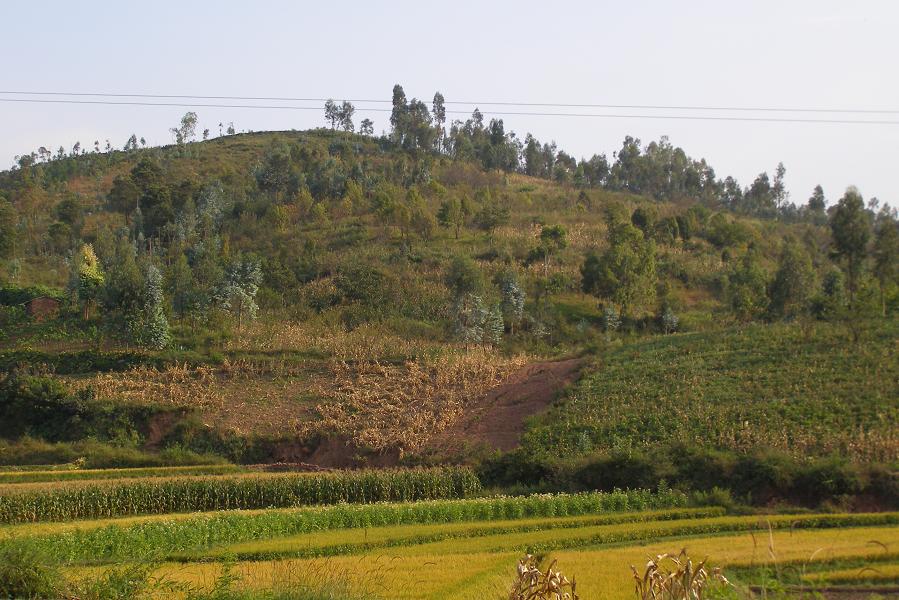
[0,284,67,306]
[730,452,795,503]
[0,370,149,442]
[0,350,167,375]
[572,451,671,491]
[479,444,899,509]
[0,437,226,469]
[0,545,64,599]
[476,449,558,490]
[670,445,734,492]
[793,458,863,503]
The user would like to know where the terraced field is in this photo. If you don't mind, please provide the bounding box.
[3,470,898,599]
[59,512,899,599]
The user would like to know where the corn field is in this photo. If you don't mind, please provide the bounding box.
[0,490,692,563]
[0,467,480,524]
[309,348,530,454]
[73,358,314,409]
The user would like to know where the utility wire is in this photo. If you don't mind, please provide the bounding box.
[2,97,899,125]
[1,89,898,115]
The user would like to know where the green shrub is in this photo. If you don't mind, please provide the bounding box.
[793,458,864,503]
[0,350,167,374]
[0,545,64,599]
[0,438,226,469]
[572,451,671,491]
[0,370,151,442]
[730,452,796,503]
[479,444,899,509]
[0,284,67,306]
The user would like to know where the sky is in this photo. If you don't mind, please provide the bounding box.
[2,0,897,206]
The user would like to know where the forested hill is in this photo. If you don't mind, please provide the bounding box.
[0,89,896,482]
[0,85,896,356]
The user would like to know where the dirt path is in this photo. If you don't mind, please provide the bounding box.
[426,357,585,455]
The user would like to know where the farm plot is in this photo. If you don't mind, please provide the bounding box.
[83,511,899,599]
[5,486,898,599]
[0,466,481,523]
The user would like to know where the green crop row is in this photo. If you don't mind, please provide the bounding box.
[0,488,688,564]
[518,512,899,555]
[0,467,481,524]
[188,507,726,562]
[0,464,244,484]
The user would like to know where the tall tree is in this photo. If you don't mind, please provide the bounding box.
[167,252,194,323]
[339,101,355,132]
[71,244,105,320]
[769,237,815,318]
[132,261,171,349]
[437,196,465,239]
[807,185,827,224]
[581,222,656,316]
[535,224,568,276]
[432,92,446,151]
[872,210,899,316]
[724,248,769,321]
[324,100,339,129]
[772,162,788,210]
[170,112,198,144]
[0,199,17,260]
[496,270,525,334]
[829,187,871,308]
[216,256,262,329]
[390,84,408,144]
[445,256,483,298]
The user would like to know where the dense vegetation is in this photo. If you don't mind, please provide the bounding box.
[0,83,896,512]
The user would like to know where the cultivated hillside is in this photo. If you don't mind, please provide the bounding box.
[0,121,896,495]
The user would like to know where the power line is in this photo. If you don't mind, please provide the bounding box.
[2,97,899,125]
[1,89,898,115]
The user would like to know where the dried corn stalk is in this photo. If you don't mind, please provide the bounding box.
[631,549,729,600]
[510,555,578,600]
[308,348,529,455]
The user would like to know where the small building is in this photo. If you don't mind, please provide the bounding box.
[25,296,61,322]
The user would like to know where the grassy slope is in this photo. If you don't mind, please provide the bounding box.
[523,319,899,462]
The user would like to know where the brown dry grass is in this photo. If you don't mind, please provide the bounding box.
[225,320,446,362]
[74,359,312,410]
[307,348,530,455]
[81,363,225,408]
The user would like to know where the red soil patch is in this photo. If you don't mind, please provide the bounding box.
[427,357,585,456]
[144,409,189,448]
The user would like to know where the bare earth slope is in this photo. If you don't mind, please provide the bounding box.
[426,358,584,455]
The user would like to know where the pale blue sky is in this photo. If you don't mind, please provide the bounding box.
[2,1,897,205]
